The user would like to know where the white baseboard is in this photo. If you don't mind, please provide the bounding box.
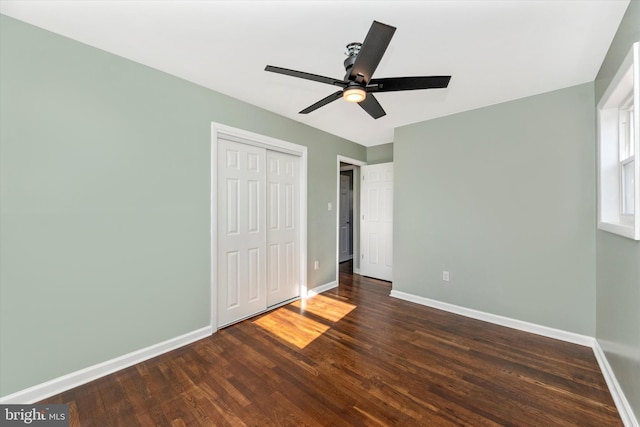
[0,326,213,404]
[593,340,639,427]
[389,290,594,346]
[353,268,361,274]
[307,280,338,298]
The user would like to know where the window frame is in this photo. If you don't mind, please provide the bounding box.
[597,42,640,240]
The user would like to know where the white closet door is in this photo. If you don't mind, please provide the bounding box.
[267,151,300,306]
[218,139,267,327]
[360,163,393,281]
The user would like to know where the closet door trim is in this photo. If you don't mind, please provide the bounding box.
[210,122,308,332]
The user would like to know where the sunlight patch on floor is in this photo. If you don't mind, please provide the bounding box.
[292,294,356,322]
[253,294,357,349]
[253,308,330,349]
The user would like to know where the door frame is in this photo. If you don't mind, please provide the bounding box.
[336,156,367,283]
[211,122,308,332]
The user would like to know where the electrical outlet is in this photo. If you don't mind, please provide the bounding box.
[328,202,332,211]
[314,261,319,270]
[442,271,450,282]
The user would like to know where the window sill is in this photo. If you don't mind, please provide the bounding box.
[598,221,640,240]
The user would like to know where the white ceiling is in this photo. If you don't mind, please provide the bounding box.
[0,0,630,147]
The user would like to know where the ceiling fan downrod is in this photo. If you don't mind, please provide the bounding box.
[344,42,363,80]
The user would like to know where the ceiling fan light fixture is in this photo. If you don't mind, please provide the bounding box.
[343,87,366,103]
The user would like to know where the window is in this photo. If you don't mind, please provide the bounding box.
[598,42,639,240]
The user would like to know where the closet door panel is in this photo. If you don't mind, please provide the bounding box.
[218,139,267,327]
[267,151,300,306]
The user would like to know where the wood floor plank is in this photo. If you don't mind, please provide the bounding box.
[38,263,623,426]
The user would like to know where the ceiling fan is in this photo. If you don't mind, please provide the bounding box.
[265,20,451,119]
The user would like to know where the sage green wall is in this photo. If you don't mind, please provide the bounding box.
[394,82,596,335]
[0,15,365,397]
[366,142,393,164]
[594,0,640,420]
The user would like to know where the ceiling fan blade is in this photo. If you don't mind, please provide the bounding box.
[299,91,344,114]
[358,94,386,119]
[368,76,451,92]
[349,21,396,84]
[265,65,346,87]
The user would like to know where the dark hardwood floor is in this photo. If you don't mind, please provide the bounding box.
[42,263,622,426]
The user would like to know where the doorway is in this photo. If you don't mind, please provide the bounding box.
[336,156,366,279]
[339,169,354,263]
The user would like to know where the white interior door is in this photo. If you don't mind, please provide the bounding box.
[360,163,393,281]
[218,139,267,327]
[267,151,300,306]
[339,173,352,262]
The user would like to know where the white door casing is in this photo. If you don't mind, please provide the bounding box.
[335,156,366,280]
[360,163,393,281]
[267,151,300,306]
[217,138,268,327]
[212,122,307,331]
[339,173,352,262]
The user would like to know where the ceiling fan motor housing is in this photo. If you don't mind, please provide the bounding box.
[344,42,362,79]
